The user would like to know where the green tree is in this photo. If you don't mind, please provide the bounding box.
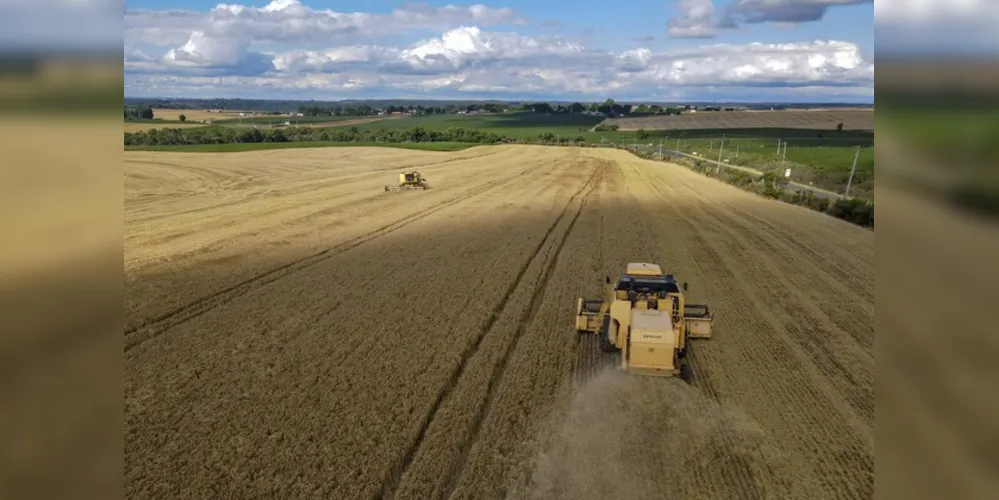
[569,102,585,113]
[636,129,649,140]
[179,114,187,122]
[531,102,553,113]
[140,107,154,120]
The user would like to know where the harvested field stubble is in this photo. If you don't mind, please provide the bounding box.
[123,122,206,133]
[125,145,874,500]
[522,369,798,500]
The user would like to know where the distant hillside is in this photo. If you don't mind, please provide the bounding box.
[123,97,874,114]
[606,109,874,132]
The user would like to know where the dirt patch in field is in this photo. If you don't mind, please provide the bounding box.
[517,368,799,500]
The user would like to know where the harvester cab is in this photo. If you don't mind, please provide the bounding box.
[575,262,713,379]
[385,171,430,191]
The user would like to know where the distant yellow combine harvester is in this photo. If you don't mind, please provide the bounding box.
[575,262,713,380]
[385,171,430,191]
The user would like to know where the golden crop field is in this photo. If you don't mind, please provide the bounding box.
[125,145,874,499]
[149,108,245,122]
[123,122,207,132]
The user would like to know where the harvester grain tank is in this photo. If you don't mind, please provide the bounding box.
[574,262,713,379]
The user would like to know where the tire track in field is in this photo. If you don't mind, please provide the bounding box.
[628,162,873,499]
[686,226,873,500]
[127,180,383,226]
[616,162,770,500]
[661,169,873,302]
[636,164,873,421]
[440,166,602,500]
[124,164,543,353]
[573,335,601,384]
[128,149,508,225]
[718,205,872,298]
[651,175,874,424]
[381,166,601,500]
[660,172,874,342]
[571,165,610,384]
[672,231,867,499]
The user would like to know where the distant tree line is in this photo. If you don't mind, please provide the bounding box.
[125,106,155,120]
[297,104,376,116]
[516,99,684,117]
[124,125,513,146]
[121,124,609,147]
[125,98,695,121]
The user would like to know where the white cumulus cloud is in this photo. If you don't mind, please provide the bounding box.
[124,1,873,100]
[125,0,525,46]
[669,0,721,38]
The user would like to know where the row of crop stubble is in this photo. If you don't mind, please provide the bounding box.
[588,149,873,500]
[124,145,874,500]
[125,146,604,498]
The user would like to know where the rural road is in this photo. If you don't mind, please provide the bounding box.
[125,145,874,500]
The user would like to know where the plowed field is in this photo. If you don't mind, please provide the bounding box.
[606,108,874,131]
[125,145,874,500]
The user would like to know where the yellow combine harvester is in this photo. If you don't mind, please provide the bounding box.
[575,262,713,379]
[385,171,430,191]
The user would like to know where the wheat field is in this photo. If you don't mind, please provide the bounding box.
[125,145,874,500]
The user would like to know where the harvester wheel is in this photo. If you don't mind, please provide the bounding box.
[599,316,619,353]
[679,361,693,383]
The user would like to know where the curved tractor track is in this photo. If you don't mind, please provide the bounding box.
[125,145,874,500]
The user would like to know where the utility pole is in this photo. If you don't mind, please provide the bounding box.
[845,146,860,198]
[658,138,663,160]
[716,136,725,174]
[676,137,681,152]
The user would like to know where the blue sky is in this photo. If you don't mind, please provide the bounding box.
[123,0,877,102]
